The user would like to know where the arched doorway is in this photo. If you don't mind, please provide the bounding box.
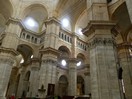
[77,76,84,95]
[58,75,68,97]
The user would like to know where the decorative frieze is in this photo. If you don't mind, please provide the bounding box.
[87,37,115,48]
[42,59,57,65]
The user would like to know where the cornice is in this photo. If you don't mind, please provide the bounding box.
[39,47,61,56]
[82,20,116,37]
[45,17,61,27]
[0,47,19,56]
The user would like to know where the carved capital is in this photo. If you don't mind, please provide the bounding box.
[40,47,61,56]
[31,58,40,63]
[67,58,79,63]
[88,37,115,49]
[42,59,57,65]
[84,72,90,76]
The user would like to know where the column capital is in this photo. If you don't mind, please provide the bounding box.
[84,72,90,76]
[82,20,116,37]
[87,37,115,49]
[67,58,79,63]
[40,47,61,56]
[31,58,40,63]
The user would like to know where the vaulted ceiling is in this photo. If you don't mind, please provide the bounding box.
[56,0,87,27]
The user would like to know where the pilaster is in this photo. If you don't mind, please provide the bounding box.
[71,34,78,58]
[44,17,61,49]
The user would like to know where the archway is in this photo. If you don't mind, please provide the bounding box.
[76,53,86,68]
[17,44,34,64]
[77,76,84,95]
[58,46,71,58]
[111,2,131,41]
[58,46,71,68]
[58,75,68,97]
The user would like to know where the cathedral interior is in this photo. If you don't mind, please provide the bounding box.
[0,0,132,99]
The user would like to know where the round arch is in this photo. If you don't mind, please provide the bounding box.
[17,44,34,64]
[58,75,68,97]
[77,75,85,95]
[127,28,132,43]
[76,53,86,67]
[111,2,131,42]
[58,45,71,58]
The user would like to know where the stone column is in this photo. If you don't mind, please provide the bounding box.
[39,47,60,98]
[0,48,17,99]
[83,21,121,99]
[68,58,77,96]
[28,58,40,97]
[117,42,132,99]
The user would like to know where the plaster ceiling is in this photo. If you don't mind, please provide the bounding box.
[56,0,87,30]
[0,0,13,20]
[112,2,131,40]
